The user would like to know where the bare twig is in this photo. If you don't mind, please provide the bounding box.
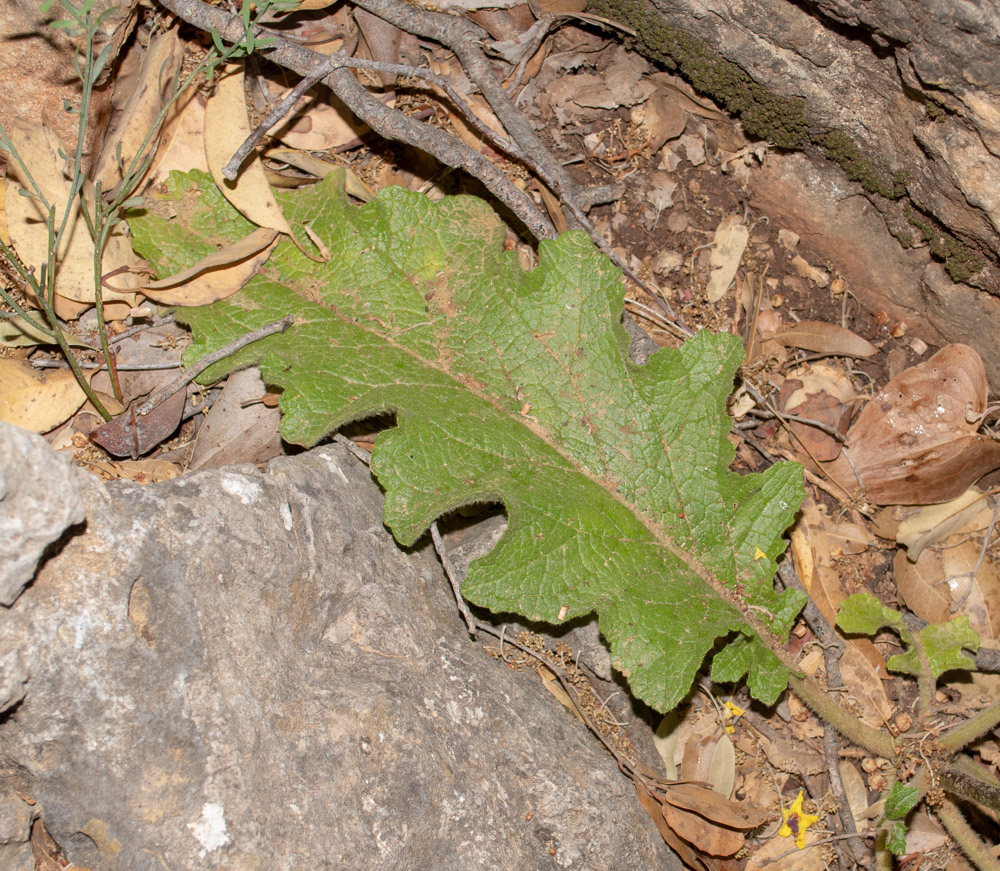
[136,314,293,415]
[430,521,478,639]
[157,0,556,240]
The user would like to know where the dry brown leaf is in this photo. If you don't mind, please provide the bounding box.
[535,0,587,11]
[448,93,507,153]
[139,227,280,305]
[839,643,894,727]
[536,665,584,722]
[632,776,707,871]
[205,66,293,237]
[895,540,1000,640]
[663,782,769,829]
[187,368,283,471]
[779,363,856,462]
[354,7,404,86]
[641,90,688,152]
[705,214,748,303]
[773,320,877,358]
[790,497,887,680]
[537,183,569,235]
[661,802,745,857]
[90,389,187,458]
[0,359,90,433]
[744,827,826,871]
[823,344,1000,505]
[760,733,826,776]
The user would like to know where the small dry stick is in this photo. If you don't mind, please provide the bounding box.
[137,314,293,415]
[223,57,335,179]
[430,521,478,639]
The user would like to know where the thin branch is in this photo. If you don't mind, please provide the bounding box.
[430,521,478,639]
[156,0,555,240]
[136,314,293,415]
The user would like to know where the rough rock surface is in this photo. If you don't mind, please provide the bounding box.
[0,425,85,608]
[747,152,1000,386]
[592,0,1000,295]
[0,428,679,871]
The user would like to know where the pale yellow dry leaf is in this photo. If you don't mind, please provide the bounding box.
[536,665,583,722]
[653,711,680,779]
[4,119,137,315]
[147,86,209,186]
[707,733,735,799]
[838,760,870,832]
[705,214,748,303]
[92,27,184,191]
[264,149,375,202]
[205,65,293,236]
[139,226,279,305]
[0,358,89,433]
[895,489,991,561]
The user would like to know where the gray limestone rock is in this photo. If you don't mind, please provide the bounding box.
[0,434,680,871]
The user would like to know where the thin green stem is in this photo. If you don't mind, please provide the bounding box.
[940,696,1000,752]
[934,799,1000,871]
[787,673,895,758]
[940,764,1000,814]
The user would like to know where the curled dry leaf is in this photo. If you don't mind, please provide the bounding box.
[779,363,857,462]
[894,540,1000,641]
[139,226,280,305]
[823,344,1000,505]
[895,488,992,561]
[205,67,293,237]
[662,782,769,830]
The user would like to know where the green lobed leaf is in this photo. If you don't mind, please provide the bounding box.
[884,820,908,856]
[888,616,980,679]
[128,170,806,713]
[884,782,920,821]
[836,592,906,637]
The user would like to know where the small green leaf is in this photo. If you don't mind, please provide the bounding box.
[888,616,979,679]
[836,592,906,636]
[884,820,908,856]
[884,782,920,821]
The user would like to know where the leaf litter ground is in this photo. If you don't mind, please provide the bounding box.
[9,13,1000,868]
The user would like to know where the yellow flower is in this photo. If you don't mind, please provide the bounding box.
[778,790,820,849]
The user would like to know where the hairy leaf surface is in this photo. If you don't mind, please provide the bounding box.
[129,170,805,712]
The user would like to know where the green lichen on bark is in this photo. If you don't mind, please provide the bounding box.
[586,0,809,149]
[905,207,986,282]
